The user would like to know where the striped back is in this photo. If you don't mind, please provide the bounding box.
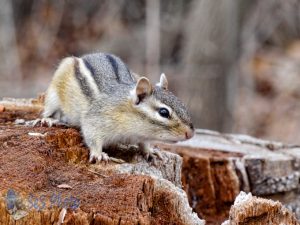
[72,53,136,102]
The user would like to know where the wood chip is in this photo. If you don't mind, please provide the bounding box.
[57,184,73,189]
[0,105,5,112]
[110,157,125,163]
[28,132,46,137]
[12,210,28,220]
[15,119,25,125]
[57,208,67,225]
[88,169,108,178]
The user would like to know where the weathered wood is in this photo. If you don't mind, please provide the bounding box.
[0,98,204,225]
[222,192,300,225]
[2,97,300,225]
[158,129,300,224]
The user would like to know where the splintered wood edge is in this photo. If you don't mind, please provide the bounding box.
[224,192,300,225]
[0,95,45,109]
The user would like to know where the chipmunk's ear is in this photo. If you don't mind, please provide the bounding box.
[132,77,152,104]
[156,73,168,90]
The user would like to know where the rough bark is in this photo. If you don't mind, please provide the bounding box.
[0,98,204,225]
[158,129,300,224]
[2,97,300,225]
[222,191,300,225]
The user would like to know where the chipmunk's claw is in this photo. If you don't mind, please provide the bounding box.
[89,152,125,164]
[89,152,109,163]
[26,118,60,127]
[151,148,164,160]
[141,146,165,164]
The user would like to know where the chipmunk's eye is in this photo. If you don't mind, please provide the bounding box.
[158,108,170,118]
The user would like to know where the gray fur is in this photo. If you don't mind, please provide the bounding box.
[81,52,193,128]
[45,52,194,162]
[74,58,94,102]
[153,86,193,128]
[105,54,121,82]
[82,53,135,97]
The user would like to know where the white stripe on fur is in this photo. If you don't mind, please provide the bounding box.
[78,58,100,96]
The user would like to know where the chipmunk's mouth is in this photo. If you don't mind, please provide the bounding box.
[156,137,179,143]
[154,140,178,145]
[156,133,189,143]
[164,140,178,144]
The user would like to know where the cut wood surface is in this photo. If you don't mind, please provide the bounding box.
[1,97,300,225]
[158,128,300,224]
[0,98,204,225]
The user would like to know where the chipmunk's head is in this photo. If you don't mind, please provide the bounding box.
[130,73,194,143]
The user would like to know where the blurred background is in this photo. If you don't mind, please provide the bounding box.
[1,0,300,144]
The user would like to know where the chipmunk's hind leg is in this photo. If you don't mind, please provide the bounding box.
[43,87,61,119]
[32,88,61,126]
[27,88,66,127]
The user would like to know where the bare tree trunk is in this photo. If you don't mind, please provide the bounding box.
[234,0,300,135]
[30,0,65,59]
[146,0,160,77]
[180,0,240,131]
[0,0,22,97]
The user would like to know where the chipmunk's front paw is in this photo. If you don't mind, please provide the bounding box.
[141,146,164,163]
[26,118,60,127]
[89,151,125,164]
[89,151,109,163]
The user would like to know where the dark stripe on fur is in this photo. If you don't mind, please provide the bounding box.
[106,54,120,82]
[152,86,193,127]
[74,58,94,102]
[125,65,134,82]
[82,58,103,92]
[82,58,95,76]
[136,110,170,130]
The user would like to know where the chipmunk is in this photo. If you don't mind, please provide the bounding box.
[37,52,194,162]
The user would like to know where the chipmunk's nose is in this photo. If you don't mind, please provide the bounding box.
[185,126,194,139]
